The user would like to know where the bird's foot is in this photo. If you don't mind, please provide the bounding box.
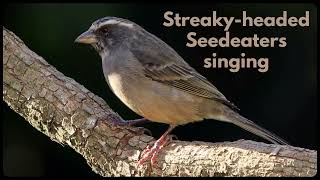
[102,113,148,126]
[112,117,149,126]
[97,114,151,135]
[138,134,173,167]
[115,118,152,136]
[270,146,282,156]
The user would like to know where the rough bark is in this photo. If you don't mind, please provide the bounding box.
[2,27,317,177]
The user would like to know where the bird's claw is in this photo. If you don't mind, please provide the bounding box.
[138,135,172,167]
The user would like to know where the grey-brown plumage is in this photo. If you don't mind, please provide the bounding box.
[75,17,288,164]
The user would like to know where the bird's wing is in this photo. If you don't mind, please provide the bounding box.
[130,34,239,111]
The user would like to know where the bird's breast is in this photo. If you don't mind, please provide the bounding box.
[107,72,136,109]
[106,71,206,125]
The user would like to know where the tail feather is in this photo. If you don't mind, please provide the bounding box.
[225,111,289,145]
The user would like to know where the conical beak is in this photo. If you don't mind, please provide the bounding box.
[75,30,97,44]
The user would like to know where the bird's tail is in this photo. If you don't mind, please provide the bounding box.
[220,110,289,145]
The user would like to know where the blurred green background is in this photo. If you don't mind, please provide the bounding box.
[3,3,317,177]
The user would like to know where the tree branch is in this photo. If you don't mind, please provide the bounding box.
[2,27,317,177]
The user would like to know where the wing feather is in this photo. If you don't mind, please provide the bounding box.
[130,30,239,111]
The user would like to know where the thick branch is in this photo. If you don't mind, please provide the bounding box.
[2,27,317,177]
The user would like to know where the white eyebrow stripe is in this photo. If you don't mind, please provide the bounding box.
[97,19,134,29]
[118,22,134,28]
[99,19,119,26]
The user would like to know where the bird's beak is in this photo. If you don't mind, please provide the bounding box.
[75,30,97,44]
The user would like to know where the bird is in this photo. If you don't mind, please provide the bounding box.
[75,16,289,166]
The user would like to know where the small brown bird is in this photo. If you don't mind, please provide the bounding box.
[75,17,289,166]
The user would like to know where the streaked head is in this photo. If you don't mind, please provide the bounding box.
[75,17,137,53]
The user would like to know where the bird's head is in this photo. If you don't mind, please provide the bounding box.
[75,17,138,55]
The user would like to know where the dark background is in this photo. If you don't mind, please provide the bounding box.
[3,3,317,177]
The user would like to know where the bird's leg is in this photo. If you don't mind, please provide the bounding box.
[138,125,176,167]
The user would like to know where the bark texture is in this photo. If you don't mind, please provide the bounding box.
[2,27,317,177]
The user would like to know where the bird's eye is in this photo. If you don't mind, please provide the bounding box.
[100,28,108,34]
